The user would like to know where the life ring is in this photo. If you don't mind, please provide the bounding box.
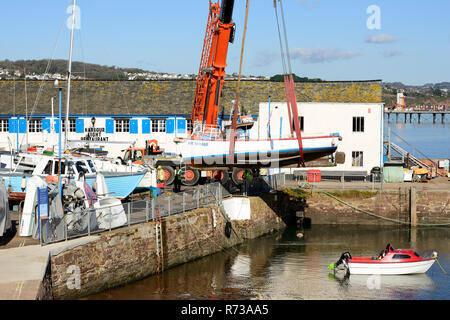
[225,221,232,238]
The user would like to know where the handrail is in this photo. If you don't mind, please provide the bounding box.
[388,129,442,175]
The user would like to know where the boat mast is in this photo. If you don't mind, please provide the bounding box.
[24,68,29,149]
[65,0,77,150]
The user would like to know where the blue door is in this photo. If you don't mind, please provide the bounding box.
[177,118,186,134]
[142,119,151,134]
[8,119,17,133]
[106,119,114,134]
[130,119,138,134]
[18,119,27,133]
[42,119,51,133]
[76,119,85,133]
[54,119,61,133]
[166,118,175,134]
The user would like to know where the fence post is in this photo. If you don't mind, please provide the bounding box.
[65,216,68,242]
[39,219,43,246]
[128,202,131,226]
[197,188,200,208]
[183,192,186,213]
[151,198,155,221]
[87,209,90,236]
[168,195,171,216]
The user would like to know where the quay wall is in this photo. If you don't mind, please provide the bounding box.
[0,80,382,116]
[302,190,450,226]
[45,196,285,300]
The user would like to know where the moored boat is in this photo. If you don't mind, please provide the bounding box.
[329,244,437,275]
[179,132,341,169]
[0,153,147,201]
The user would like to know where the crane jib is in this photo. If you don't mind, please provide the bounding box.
[220,0,235,24]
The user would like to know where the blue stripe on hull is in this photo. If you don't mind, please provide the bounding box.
[1,173,144,199]
[86,174,144,199]
[183,146,337,161]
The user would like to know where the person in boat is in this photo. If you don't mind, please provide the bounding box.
[377,250,387,260]
[376,244,394,259]
[174,166,183,193]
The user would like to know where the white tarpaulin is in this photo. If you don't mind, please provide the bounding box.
[0,179,11,236]
[221,197,251,220]
[20,176,47,237]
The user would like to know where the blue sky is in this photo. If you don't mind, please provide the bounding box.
[1,0,449,85]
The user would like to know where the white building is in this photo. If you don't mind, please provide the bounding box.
[252,102,384,175]
[0,101,384,177]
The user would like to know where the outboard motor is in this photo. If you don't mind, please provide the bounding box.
[329,252,352,278]
[335,252,352,268]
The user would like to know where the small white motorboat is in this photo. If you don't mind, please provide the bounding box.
[329,244,437,275]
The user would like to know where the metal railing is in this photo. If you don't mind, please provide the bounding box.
[191,124,222,140]
[39,182,231,246]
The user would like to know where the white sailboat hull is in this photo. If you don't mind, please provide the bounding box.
[348,259,436,275]
[180,135,339,169]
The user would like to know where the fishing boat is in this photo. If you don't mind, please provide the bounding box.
[0,153,147,201]
[179,128,341,169]
[329,244,437,275]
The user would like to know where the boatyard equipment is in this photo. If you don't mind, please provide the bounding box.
[307,170,321,183]
[192,0,236,131]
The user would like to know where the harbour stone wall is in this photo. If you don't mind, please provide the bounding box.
[0,80,382,116]
[304,190,450,226]
[46,196,285,300]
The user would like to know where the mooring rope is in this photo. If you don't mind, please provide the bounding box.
[435,257,448,275]
[318,190,450,227]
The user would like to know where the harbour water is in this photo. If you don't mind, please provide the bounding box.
[86,225,450,300]
[385,114,449,159]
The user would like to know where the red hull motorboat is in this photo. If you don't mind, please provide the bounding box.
[329,244,437,275]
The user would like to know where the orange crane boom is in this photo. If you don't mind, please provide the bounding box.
[192,0,236,132]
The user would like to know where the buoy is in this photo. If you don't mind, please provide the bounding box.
[297,232,303,239]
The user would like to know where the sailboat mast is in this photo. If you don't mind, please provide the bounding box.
[65,0,77,149]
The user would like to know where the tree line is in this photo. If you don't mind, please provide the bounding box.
[269,73,324,82]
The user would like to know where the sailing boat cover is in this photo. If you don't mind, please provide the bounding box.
[0,179,11,236]
[20,176,47,237]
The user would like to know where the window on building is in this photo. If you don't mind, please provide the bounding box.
[62,119,76,133]
[187,119,193,132]
[115,119,130,133]
[352,151,364,167]
[29,119,42,133]
[151,119,159,133]
[0,119,9,132]
[292,116,304,132]
[158,119,166,132]
[353,117,365,132]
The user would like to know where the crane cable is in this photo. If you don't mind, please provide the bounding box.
[228,0,250,166]
[273,0,305,167]
[273,0,293,137]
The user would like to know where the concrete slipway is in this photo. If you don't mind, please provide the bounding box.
[0,236,99,300]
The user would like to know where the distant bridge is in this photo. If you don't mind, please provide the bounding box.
[385,110,449,124]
